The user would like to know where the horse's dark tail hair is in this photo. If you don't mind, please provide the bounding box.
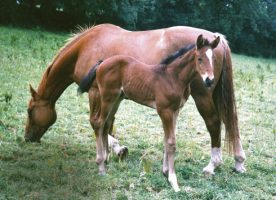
[77,60,103,94]
[214,44,239,153]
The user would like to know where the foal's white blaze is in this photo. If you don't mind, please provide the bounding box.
[201,49,214,82]
[203,147,223,175]
[206,49,213,69]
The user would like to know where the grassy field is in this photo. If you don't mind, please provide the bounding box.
[0,26,275,200]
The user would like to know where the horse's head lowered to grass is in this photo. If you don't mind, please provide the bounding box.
[25,85,56,142]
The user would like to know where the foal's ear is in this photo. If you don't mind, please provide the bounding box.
[196,34,204,49]
[210,36,220,49]
[29,84,40,100]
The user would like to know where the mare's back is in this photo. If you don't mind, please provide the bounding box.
[79,24,223,65]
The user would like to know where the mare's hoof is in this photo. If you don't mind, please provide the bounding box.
[234,163,246,173]
[25,137,41,143]
[118,146,128,160]
[203,172,214,178]
[203,167,215,177]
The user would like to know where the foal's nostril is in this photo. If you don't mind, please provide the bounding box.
[205,77,214,87]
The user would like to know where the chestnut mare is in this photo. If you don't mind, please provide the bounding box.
[25,24,246,189]
[78,35,220,191]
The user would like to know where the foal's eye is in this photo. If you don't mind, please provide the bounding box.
[198,58,203,64]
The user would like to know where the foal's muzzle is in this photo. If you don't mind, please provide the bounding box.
[204,77,214,88]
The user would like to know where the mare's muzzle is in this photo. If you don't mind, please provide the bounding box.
[24,127,45,143]
[24,134,41,143]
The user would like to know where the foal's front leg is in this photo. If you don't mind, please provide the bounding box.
[159,108,180,192]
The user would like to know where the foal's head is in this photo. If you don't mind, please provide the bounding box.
[195,34,220,87]
[25,85,56,142]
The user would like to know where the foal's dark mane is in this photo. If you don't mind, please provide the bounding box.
[160,44,196,65]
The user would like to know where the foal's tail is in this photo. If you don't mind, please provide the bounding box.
[214,42,239,153]
[78,60,103,94]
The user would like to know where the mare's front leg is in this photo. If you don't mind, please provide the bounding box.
[191,81,246,174]
[191,78,246,174]
[89,88,128,160]
[158,108,180,192]
[191,91,223,175]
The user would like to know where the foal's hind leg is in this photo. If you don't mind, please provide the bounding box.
[89,88,128,159]
[92,90,123,175]
[191,91,223,175]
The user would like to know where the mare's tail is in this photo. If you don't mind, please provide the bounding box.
[214,42,239,153]
[78,60,103,94]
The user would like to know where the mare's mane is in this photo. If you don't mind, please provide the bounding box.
[46,26,95,74]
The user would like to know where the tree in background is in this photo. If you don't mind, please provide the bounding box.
[0,0,275,57]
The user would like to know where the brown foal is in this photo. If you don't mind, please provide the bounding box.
[78,35,220,191]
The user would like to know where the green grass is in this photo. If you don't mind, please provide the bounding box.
[0,26,275,200]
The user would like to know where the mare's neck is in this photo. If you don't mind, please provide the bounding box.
[37,60,74,105]
[165,49,196,86]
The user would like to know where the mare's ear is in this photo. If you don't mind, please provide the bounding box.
[29,84,40,100]
[211,36,220,49]
[196,34,204,49]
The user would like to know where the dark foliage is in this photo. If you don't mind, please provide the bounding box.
[0,0,275,57]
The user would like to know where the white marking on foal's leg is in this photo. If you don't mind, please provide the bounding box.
[203,147,223,175]
[96,127,108,175]
[168,172,180,192]
[162,151,169,176]
[108,135,128,159]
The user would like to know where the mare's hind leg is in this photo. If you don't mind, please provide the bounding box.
[103,97,127,160]
[107,117,128,160]
[89,88,128,160]
[191,90,223,175]
[233,138,246,173]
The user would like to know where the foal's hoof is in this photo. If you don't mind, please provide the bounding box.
[162,171,168,178]
[98,170,106,176]
[117,146,128,160]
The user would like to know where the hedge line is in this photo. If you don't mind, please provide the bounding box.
[0,0,275,57]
